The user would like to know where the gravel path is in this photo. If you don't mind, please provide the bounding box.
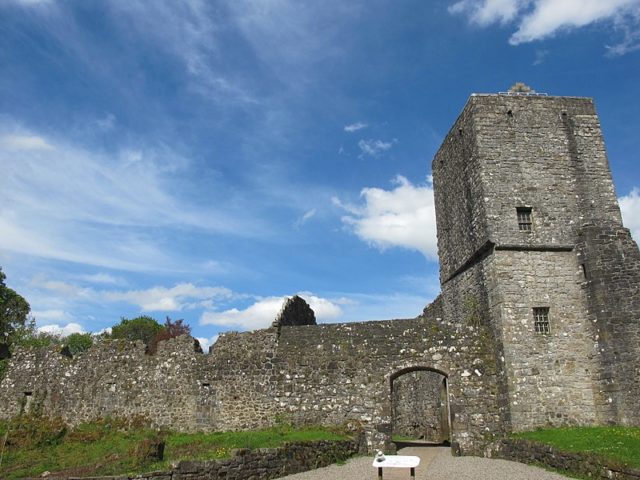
[275,446,571,480]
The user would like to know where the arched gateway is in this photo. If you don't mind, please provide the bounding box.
[390,366,450,444]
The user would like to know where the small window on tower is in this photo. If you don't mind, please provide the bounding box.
[533,307,550,334]
[517,207,532,231]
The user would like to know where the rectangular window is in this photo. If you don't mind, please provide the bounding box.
[517,207,532,231]
[533,307,550,334]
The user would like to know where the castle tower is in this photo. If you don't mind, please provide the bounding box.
[432,87,640,432]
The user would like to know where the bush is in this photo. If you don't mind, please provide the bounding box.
[109,316,163,348]
[63,333,93,356]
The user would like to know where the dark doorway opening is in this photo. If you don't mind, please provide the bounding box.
[390,368,450,447]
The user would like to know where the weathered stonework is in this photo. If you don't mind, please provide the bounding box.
[1,90,638,457]
[391,370,449,442]
[433,93,640,433]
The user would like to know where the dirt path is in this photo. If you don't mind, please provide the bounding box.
[276,446,571,480]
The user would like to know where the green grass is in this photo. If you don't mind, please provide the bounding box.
[514,426,640,468]
[0,417,349,480]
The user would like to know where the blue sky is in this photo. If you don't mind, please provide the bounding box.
[1,0,639,351]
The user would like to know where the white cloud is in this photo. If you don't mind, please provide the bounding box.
[38,322,85,337]
[344,122,368,133]
[334,175,438,260]
[0,134,54,151]
[449,0,640,53]
[201,296,286,330]
[511,0,640,45]
[200,294,342,331]
[449,0,524,26]
[32,277,234,313]
[620,188,640,241]
[358,139,395,157]
[104,283,234,312]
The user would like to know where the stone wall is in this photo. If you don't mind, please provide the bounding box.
[577,225,640,426]
[25,440,359,480]
[485,249,599,430]
[0,297,504,455]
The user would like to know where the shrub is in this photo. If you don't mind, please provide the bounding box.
[63,333,93,356]
[108,316,163,348]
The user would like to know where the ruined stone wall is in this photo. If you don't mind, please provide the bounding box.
[391,370,447,442]
[577,226,640,426]
[0,299,504,454]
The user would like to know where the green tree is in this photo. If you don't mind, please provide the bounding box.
[109,316,163,347]
[63,332,93,356]
[0,267,31,345]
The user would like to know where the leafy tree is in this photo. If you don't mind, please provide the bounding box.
[63,332,93,356]
[0,267,31,345]
[109,316,163,347]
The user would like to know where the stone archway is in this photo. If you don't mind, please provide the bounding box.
[390,367,451,444]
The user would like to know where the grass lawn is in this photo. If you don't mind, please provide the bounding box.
[0,417,350,479]
[514,426,640,468]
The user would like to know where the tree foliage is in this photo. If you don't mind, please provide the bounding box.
[109,316,163,347]
[63,332,93,356]
[0,267,31,344]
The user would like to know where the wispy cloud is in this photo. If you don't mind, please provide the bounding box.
[358,139,396,157]
[344,122,368,133]
[0,134,54,151]
[620,188,640,241]
[294,208,317,229]
[449,0,640,53]
[33,278,235,313]
[533,48,549,65]
[333,175,438,260]
[78,273,126,286]
[0,122,263,272]
[104,283,234,312]
[106,1,257,105]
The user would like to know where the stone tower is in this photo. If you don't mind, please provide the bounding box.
[432,88,640,432]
